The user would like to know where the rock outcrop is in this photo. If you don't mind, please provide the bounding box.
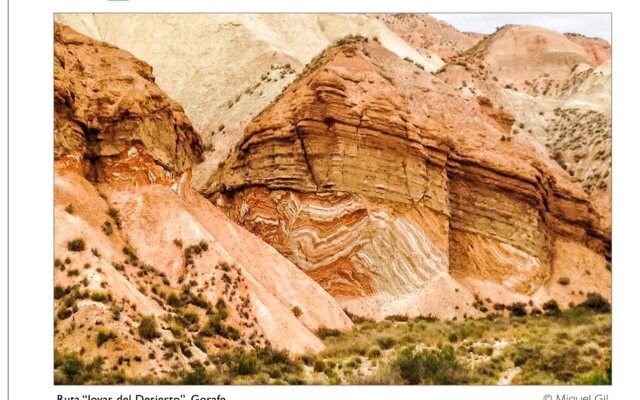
[54,22,352,379]
[206,40,610,319]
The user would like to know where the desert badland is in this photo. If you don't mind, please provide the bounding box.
[53,14,611,385]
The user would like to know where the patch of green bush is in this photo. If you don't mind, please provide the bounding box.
[138,316,160,340]
[96,329,117,347]
[391,345,469,384]
[316,327,342,339]
[579,293,611,313]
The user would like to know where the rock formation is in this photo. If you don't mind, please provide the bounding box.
[205,39,610,319]
[54,22,352,379]
[55,14,447,192]
[437,24,611,231]
[53,15,612,372]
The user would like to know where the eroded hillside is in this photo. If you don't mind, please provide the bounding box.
[54,22,352,382]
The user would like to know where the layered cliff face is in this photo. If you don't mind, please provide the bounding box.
[437,25,611,232]
[205,40,610,319]
[54,14,445,193]
[54,22,353,379]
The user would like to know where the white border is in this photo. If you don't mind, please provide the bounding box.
[7,1,640,399]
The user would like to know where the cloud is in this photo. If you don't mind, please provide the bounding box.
[429,13,611,42]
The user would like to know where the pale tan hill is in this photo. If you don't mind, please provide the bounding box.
[54,23,352,381]
[55,13,445,191]
[205,38,610,320]
[374,13,483,59]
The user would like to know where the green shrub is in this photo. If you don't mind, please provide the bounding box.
[90,292,110,303]
[493,303,506,311]
[367,346,382,358]
[579,370,611,385]
[313,359,326,372]
[316,327,342,339]
[509,302,528,317]
[376,335,396,350]
[96,329,117,347]
[299,354,315,366]
[139,316,160,340]
[385,314,409,322]
[167,292,181,308]
[180,362,210,385]
[54,351,106,384]
[101,221,114,236]
[391,345,469,384]
[67,238,86,252]
[54,285,65,300]
[65,204,75,214]
[106,207,122,228]
[558,277,571,285]
[181,310,200,327]
[122,245,138,261]
[56,304,73,320]
[579,293,611,313]
[542,299,561,316]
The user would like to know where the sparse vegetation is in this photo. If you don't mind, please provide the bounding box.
[106,207,122,228]
[335,34,368,46]
[55,301,610,385]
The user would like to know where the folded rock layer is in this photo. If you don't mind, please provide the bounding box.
[207,41,610,319]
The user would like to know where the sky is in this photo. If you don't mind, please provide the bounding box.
[430,13,611,43]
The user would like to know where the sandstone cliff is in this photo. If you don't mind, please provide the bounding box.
[54,22,353,379]
[205,39,610,319]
